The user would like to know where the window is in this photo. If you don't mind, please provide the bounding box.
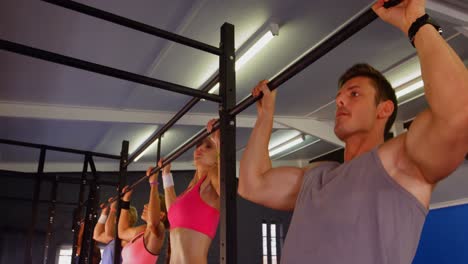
[271,224,277,264]
[262,223,268,264]
[57,246,103,264]
[262,221,283,264]
[57,247,73,264]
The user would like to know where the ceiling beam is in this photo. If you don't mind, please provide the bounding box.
[427,0,468,26]
[455,26,468,38]
[0,101,285,129]
[427,0,468,38]
[0,101,350,145]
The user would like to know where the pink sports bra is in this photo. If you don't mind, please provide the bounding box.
[121,232,158,264]
[168,175,220,239]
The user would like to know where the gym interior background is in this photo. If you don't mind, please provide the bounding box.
[1,0,467,263]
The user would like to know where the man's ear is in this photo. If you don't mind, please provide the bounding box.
[377,100,394,119]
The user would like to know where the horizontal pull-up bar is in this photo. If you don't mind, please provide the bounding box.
[41,0,222,56]
[0,138,120,160]
[229,1,400,116]
[127,75,220,164]
[0,40,221,103]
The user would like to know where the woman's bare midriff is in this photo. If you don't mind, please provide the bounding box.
[169,227,213,264]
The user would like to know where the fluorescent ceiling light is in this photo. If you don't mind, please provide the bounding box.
[396,79,424,98]
[391,70,421,88]
[272,139,321,161]
[208,83,220,94]
[207,24,278,94]
[235,31,275,71]
[269,134,305,157]
[134,138,159,162]
[268,130,301,149]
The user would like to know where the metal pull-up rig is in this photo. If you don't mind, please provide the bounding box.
[0,0,401,263]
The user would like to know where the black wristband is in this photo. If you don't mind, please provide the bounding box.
[408,14,442,47]
[120,200,130,210]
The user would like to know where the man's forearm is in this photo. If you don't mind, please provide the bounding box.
[240,114,274,186]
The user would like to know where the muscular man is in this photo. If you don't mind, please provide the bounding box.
[239,0,468,263]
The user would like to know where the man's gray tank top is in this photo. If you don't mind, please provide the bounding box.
[281,148,428,264]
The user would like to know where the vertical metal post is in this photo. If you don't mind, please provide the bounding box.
[81,176,98,262]
[88,156,100,218]
[25,147,46,264]
[79,155,100,264]
[89,154,101,259]
[266,222,272,264]
[43,176,59,264]
[157,136,161,163]
[72,157,89,263]
[114,141,129,264]
[88,155,98,182]
[88,155,101,247]
[78,156,91,264]
[218,22,237,264]
[277,223,283,263]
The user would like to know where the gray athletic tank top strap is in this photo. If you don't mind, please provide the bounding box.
[281,148,427,264]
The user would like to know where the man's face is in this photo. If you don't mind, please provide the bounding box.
[334,76,379,141]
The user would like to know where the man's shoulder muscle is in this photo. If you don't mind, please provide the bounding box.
[378,134,432,208]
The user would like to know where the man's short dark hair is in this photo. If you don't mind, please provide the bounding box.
[338,63,398,137]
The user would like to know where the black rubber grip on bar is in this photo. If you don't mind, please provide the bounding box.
[383,0,402,8]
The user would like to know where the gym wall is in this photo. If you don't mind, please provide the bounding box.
[412,203,468,264]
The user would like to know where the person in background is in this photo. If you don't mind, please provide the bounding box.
[118,170,168,264]
[93,198,138,264]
